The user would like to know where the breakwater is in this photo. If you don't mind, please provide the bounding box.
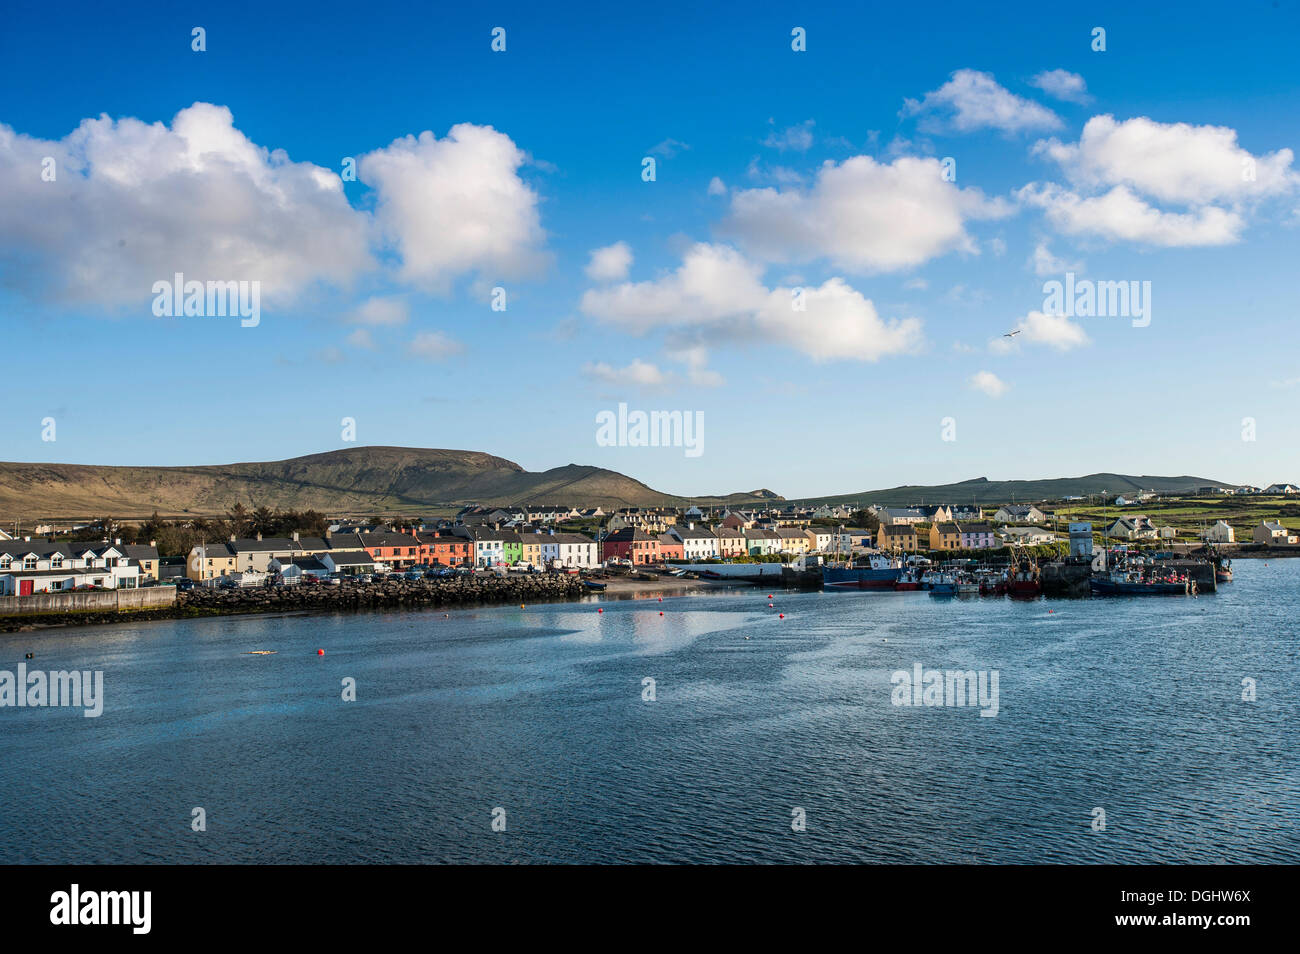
[1,575,588,633]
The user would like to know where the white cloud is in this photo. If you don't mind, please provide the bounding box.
[903,277,929,290]
[970,371,1009,397]
[345,328,376,350]
[585,241,633,282]
[1030,70,1091,104]
[0,102,372,307]
[590,358,670,389]
[580,242,924,362]
[1033,115,1298,206]
[666,344,726,387]
[1029,241,1083,277]
[649,138,690,159]
[991,310,1089,353]
[584,359,669,388]
[707,176,727,196]
[1018,183,1244,246]
[360,123,548,292]
[409,331,463,360]
[763,120,816,152]
[348,296,409,326]
[903,69,1061,134]
[722,155,1012,272]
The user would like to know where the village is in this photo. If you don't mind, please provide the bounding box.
[1,482,1297,596]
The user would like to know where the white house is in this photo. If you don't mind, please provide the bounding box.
[1201,521,1235,544]
[993,504,1047,524]
[554,532,598,568]
[0,540,140,595]
[1264,483,1298,495]
[671,525,719,561]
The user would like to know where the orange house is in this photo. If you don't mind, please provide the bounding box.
[420,533,472,566]
[656,533,684,562]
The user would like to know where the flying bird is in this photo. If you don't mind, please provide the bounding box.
[1003,329,1021,338]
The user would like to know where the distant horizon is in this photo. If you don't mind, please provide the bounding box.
[0,443,1285,505]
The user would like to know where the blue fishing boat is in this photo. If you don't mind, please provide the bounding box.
[823,554,903,591]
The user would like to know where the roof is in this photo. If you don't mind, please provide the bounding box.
[324,551,375,565]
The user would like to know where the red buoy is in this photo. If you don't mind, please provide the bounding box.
[767,594,772,599]
[768,602,774,607]
[317,649,324,656]
[597,608,603,613]
[779,613,785,619]
[659,611,664,616]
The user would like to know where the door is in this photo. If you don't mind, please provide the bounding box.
[19,580,34,595]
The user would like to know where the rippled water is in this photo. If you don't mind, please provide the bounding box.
[2,559,1297,864]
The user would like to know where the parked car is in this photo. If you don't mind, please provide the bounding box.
[324,574,342,586]
[175,578,195,592]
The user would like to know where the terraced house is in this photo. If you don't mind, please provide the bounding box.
[671,524,718,561]
[0,540,142,594]
[601,527,660,565]
[929,522,963,551]
[877,524,919,552]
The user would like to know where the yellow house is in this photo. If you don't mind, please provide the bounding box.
[520,536,544,567]
[928,522,962,550]
[776,528,810,554]
[877,524,918,552]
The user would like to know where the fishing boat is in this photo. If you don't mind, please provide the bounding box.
[978,568,1008,596]
[582,580,607,591]
[928,572,957,596]
[1089,567,1190,596]
[823,553,903,591]
[892,567,926,591]
[955,574,980,596]
[1006,557,1041,598]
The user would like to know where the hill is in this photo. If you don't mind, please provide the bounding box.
[0,446,774,519]
[789,473,1234,508]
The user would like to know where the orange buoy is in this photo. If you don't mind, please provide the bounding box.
[317,649,324,656]
[520,604,525,608]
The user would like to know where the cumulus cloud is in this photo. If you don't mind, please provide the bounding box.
[360,123,548,292]
[348,296,409,326]
[583,359,670,388]
[1033,114,1298,205]
[1030,69,1091,104]
[345,328,377,350]
[991,310,1089,353]
[580,242,924,362]
[903,69,1061,134]
[1018,183,1244,246]
[707,176,727,196]
[409,331,463,360]
[763,120,816,152]
[1029,241,1083,277]
[721,155,1012,272]
[585,241,633,282]
[970,371,1009,397]
[0,102,372,307]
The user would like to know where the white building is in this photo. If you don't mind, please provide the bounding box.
[1201,520,1235,544]
[671,525,719,561]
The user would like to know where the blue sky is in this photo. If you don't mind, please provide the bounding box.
[2,0,1298,498]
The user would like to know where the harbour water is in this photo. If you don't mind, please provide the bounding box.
[1,560,1296,864]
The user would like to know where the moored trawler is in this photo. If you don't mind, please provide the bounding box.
[1089,567,1192,596]
[822,554,903,590]
[1007,558,1041,597]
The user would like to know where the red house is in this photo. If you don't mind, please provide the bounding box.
[601,528,661,565]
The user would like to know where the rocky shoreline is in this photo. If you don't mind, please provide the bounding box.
[0,575,590,633]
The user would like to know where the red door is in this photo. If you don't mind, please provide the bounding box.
[19,580,34,595]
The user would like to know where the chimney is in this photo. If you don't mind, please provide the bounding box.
[229,534,236,542]
[256,532,263,542]
[149,539,156,548]
[292,531,300,542]
[114,537,121,546]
